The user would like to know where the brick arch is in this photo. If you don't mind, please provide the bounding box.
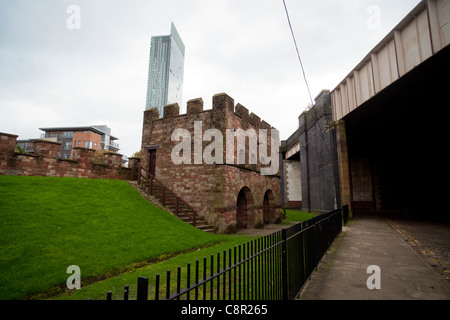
[236,186,254,229]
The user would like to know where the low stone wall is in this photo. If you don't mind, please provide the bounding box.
[0,132,132,180]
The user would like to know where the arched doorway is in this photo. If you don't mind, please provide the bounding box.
[236,189,247,229]
[263,190,275,224]
[236,187,253,229]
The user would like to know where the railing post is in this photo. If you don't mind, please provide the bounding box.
[176,266,181,301]
[166,270,171,300]
[162,186,166,207]
[155,274,160,300]
[281,229,288,300]
[313,221,319,267]
[137,166,141,185]
[124,285,129,300]
[149,176,153,195]
[343,205,349,224]
[137,276,149,301]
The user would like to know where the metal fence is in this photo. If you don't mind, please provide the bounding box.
[101,207,343,301]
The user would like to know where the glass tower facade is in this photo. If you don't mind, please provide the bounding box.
[145,23,185,117]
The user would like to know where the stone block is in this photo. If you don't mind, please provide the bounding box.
[187,98,204,114]
[212,93,234,113]
[249,113,261,127]
[163,103,180,118]
[144,107,160,121]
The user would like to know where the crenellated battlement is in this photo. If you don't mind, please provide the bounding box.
[140,93,281,233]
[141,92,280,176]
[144,92,276,131]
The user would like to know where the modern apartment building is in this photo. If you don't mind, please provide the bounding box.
[36,125,119,159]
[145,22,185,116]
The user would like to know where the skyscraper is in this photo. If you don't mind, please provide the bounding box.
[145,22,185,116]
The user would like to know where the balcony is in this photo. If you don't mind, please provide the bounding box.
[110,141,119,149]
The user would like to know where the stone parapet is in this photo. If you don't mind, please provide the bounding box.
[0,132,131,180]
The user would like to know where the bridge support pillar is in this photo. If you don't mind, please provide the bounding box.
[335,120,352,219]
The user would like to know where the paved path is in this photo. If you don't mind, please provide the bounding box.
[235,223,293,237]
[385,216,450,283]
[299,214,450,300]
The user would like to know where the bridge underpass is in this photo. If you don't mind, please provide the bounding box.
[330,0,450,221]
[342,44,449,220]
[279,0,449,219]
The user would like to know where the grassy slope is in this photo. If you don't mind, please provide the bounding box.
[55,237,254,300]
[56,211,316,300]
[0,176,228,299]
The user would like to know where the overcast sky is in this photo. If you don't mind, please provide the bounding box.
[0,0,421,158]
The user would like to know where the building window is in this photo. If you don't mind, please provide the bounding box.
[65,142,72,151]
[85,141,93,148]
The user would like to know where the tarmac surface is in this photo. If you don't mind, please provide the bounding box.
[298,213,450,300]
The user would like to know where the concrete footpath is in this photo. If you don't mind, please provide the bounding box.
[299,214,450,300]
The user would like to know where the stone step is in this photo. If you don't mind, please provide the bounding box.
[135,181,216,234]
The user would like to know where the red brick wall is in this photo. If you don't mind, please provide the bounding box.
[71,132,102,157]
[141,93,281,232]
[287,201,303,208]
[0,132,131,180]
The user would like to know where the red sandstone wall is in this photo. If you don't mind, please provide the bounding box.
[140,93,281,232]
[0,132,131,180]
[221,165,281,228]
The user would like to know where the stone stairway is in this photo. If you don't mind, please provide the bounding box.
[132,171,215,233]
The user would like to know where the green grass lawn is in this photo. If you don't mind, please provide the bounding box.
[53,236,254,300]
[55,210,317,300]
[284,210,316,222]
[0,176,230,300]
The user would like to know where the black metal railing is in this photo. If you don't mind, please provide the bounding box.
[99,208,343,301]
[137,166,197,227]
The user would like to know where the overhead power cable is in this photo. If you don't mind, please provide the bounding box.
[282,0,314,107]
[282,0,337,207]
